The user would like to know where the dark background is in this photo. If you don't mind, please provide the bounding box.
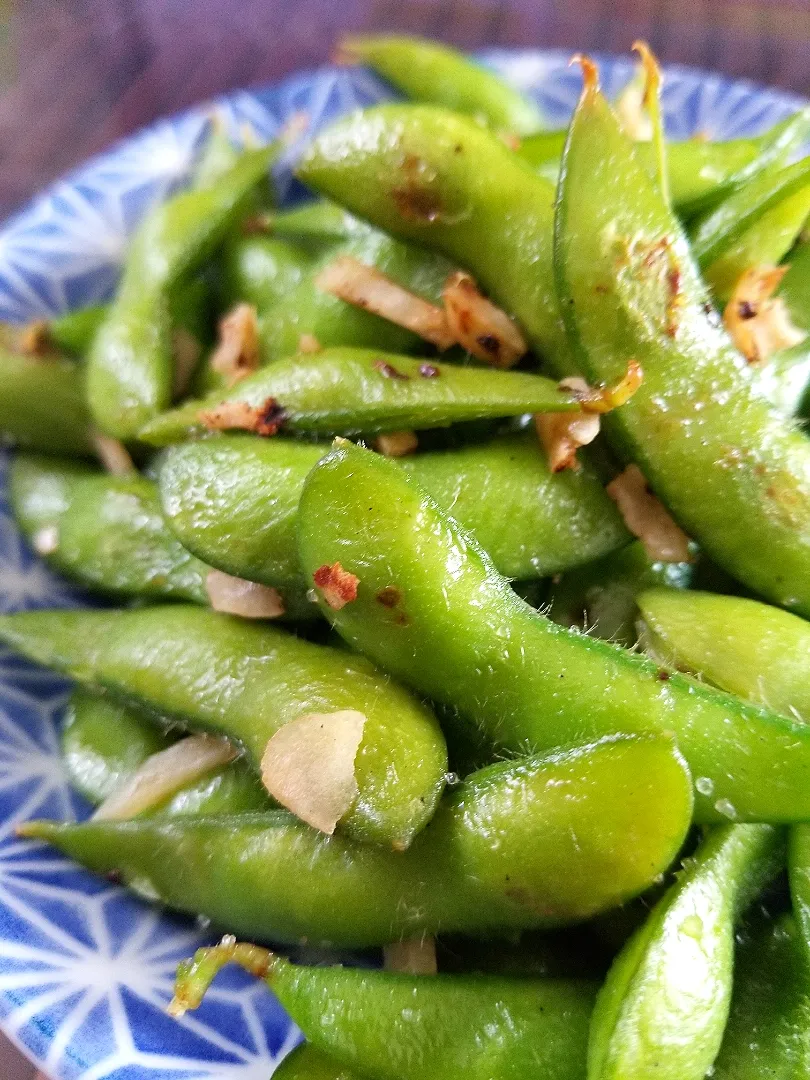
[2,0,810,221]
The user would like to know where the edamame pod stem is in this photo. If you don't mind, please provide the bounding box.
[297,105,571,368]
[88,145,276,439]
[588,823,784,1080]
[21,733,693,945]
[638,588,810,719]
[10,454,313,617]
[138,347,578,446]
[62,689,269,815]
[297,439,810,823]
[0,342,92,456]
[173,946,595,1080]
[753,237,810,417]
[549,541,694,648]
[274,1045,357,1080]
[555,62,810,614]
[340,35,544,135]
[0,605,447,850]
[713,915,810,1079]
[158,434,628,588]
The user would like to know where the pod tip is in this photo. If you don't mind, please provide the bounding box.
[570,53,599,94]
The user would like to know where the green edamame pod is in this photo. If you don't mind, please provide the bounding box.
[274,1045,356,1080]
[588,823,784,1080]
[691,156,810,301]
[22,732,693,945]
[340,35,544,135]
[713,914,810,1080]
[62,689,268,815]
[158,434,628,589]
[88,144,276,440]
[549,541,693,647]
[0,338,92,456]
[638,588,810,719]
[752,237,810,417]
[259,229,456,362]
[46,304,107,356]
[0,604,447,849]
[139,347,577,446]
[555,61,810,614]
[298,105,570,367]
[297,438,810,823]
[272,201,366,246]
[172,945,595,1080]
[220,234,313,312]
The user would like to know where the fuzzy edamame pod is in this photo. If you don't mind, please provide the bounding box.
[555,61,810,614]
[22,733,692,945]
[87,144,275,440]
[62,689,269,815]
[138,347,578,446]
[0,604,447,849]
[713,915,810,1080]
[0,339,92,456]
[158,434,628,589]
[45,304,107,356]
[220,233,313,312]
[588,823,784,1080]
[638,588,810,719]
[297,105,570,367]
[298,438,810,823]
[171,943,595,1080]
[274,1046,356,1080]
[340,34,544,135]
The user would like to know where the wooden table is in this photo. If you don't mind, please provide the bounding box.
[1,0,809,1075]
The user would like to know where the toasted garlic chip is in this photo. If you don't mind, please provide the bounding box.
[535,409,600,473]
[199,397,287,436]
[93,735,237,821]
[383,936,438,975]
[607,464,692,563]
[442,271,527,367]
[206,570,285,619]
[374,430,419,457]
[315,255,455,349]
[261,710,367,835]
[210,303,260,386]
[91,430,135,475]
[724,265,806,365]
[298,333,322,354]
[313,562,360,610]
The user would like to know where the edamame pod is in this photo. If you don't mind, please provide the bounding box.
[549,540,693,647]
[274,1045,356,1080]
[555,61,810,613]
[62,689,269,815]
[46,304,107,356]
[21,733,693,945]
[713,915,810,1079]
[298,105,570,367]
[139,347,578,446]
[297,439,810,823]
[172,945,595,1080]
[753,237,810,417]
[0,604,447,849]
[340,34,544,134]
[638,588,810,719]
[272,201,366,246]
[158,434,628,588]
[220,233,313,312]
[0,341,92,456]
[588,824,784,1080]
[88,145,276,439]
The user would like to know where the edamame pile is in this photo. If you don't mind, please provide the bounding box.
[5,34,810,1079]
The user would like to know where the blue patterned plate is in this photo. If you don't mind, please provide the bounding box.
[0,49,804,1079]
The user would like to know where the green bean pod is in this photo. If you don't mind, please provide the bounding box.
[713,915,810,1080]
[0,342,92,456]
[297,438,810,823]
[341,34,544,134]
[638,588,810,719]
[172,946,595,1080]
[158,434,628,588]
[87,145,275,439]
[274,1046,356,1080]
[138,347,578,446]
[62,689,268,815]
[21,732,693,945]
[0,604,447,849]
[555,62,810,613]
[588,823,784,1080]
